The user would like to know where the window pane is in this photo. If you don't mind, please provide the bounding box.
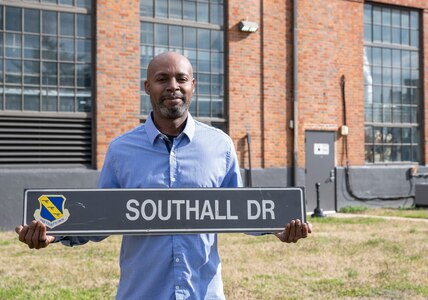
[364,24,372,42]
[77,90,91,112]
[6,7,22,32]
[76,39,91,62]
[5,33,22,58]
[211,74,223,96]
[184,27,196,48]
[391,9,400,27]
[365,145,374,163]
[5,87,22,110]
[24,35,40,59]
[197,2,209,23]
[59,88,75,111]
[197,51,210,73]
[24,9,40,33]
[211,31,223,52]
[141,23,154,45]
[211,52,223,74]
[24,61,40,85]
[76,0,93,9]
[382,26,391,43]
[198,98,210,117]
[373,7,381,24]
[364,5,372,24]
[42,62,57,85]
[410,30,419,47]
[170,0,182,19]
[76,64,91,87]
[60,13,75,36]
[42,36,58,60]
[373,25,381,42]
[60,63,75,86]
[212,98,223,118]
[382,8,391,26]
[210,3,223,26]
[140,0,154,17]
[401,11,409,28]
[77,15,91,38]
[155,0,168,18]
[43,11,58,35]
[170,26,182,48]
[59,0,73,5]
[5,60,22,84]
[410,11,419,29]
[391,27,400,44]
[41,87,57,111]
[197,29,210,49]
[155,24,168,46]
[140,46,153,69]
[59,38,75,61]
[183,1,196,21]
[23,89,40,111]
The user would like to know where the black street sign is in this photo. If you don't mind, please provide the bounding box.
[23,187,306,235]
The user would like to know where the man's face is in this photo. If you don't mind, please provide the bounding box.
[144,53,195,120]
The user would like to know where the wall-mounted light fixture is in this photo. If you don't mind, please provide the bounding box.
[239,20,258,33]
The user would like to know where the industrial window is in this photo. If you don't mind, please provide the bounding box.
[139,0,225,123]
[0,1,94,167]
[363,3,421,163]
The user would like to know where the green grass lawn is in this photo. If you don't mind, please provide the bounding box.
[1,212,427,299]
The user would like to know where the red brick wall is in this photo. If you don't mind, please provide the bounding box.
[228,0,292,169]
[228,1,263,169]
[228,0,428,169]
[92,0,427,171]
[95,0,140,169]
[297,0,365,167]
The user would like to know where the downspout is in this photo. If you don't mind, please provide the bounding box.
[292,0,299,186]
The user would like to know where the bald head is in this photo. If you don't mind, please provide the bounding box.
[147,52,193,81]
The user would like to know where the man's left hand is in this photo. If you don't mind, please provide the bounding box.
[275,219,312,243]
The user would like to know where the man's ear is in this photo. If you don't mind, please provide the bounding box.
[144,80,150,95]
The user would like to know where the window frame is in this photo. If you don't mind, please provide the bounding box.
[363,2,423,165]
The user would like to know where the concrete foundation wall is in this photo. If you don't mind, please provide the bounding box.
[336,166,428,209]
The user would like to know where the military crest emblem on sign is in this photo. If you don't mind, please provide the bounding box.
[34,195,70,228]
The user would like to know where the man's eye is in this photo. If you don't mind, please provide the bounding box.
[156,78,166,82]
[178,78,187,83]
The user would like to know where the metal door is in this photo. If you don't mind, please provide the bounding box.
[305,131,336,212]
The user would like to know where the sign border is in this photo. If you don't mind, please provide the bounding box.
[23,187,306,235]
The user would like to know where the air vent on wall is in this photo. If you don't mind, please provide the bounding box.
[0,116,92,167]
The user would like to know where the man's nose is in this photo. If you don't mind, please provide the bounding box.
[166,78,179,92]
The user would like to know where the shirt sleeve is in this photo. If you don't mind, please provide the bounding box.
[58,144,119,247]
[220,139,243,188]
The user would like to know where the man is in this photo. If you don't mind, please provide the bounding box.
[16,52,312,299]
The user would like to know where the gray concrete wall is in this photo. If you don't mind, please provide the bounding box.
[0,169,100,230]
[335,166,428,210]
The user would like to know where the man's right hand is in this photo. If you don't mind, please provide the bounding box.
[15,220,55,249]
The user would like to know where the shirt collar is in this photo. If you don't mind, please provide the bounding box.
[145,112,195,145]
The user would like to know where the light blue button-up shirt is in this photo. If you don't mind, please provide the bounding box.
[60,113,243,299]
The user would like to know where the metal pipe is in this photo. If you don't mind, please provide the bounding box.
[293,0,299,186]
[246,132,253,187]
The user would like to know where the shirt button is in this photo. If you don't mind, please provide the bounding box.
[175,257,180,263]
[176,285,180,290]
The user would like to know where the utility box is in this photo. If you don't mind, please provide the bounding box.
[415,184,428,207]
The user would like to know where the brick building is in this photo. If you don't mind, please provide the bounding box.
[1,0,427,228]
